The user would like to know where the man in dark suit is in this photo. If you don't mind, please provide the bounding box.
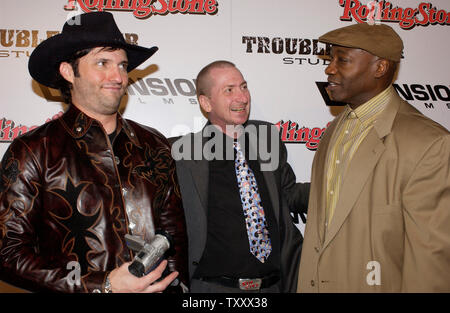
[170,60,309,292]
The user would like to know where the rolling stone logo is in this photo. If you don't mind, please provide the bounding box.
[339,0,450,30]
[276,121,328,151]
[64,0,219,19]
[0,112,64,143]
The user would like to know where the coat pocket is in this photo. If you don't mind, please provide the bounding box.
[372,203,402,215]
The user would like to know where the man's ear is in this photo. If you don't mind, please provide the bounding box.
[59,62,75,84]
[199,94,212,113]
[374,59,390,79]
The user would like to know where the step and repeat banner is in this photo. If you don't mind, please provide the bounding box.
[1,0,449,233]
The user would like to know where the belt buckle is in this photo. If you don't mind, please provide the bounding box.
[239,278,262,291]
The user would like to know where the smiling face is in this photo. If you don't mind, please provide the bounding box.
[325,46,381,109]
[199,65,251,136]
[60,47,129,120]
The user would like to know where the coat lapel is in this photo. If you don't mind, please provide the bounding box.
[190,159,209,214]
[246,123,281,224]
[262,170,279,223]
[322,91,401,249]
[323,129,385,248]
[188,131,209,215]
[313,116,341,245]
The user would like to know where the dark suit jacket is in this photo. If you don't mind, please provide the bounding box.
[170,120,308,292]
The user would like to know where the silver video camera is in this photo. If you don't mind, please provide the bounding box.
[125,231,173,278]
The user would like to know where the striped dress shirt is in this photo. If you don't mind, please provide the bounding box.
[325,86,394,229]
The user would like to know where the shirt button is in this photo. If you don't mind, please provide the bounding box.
[330,190,334,195]
[335,160,340,164]
[311,280,315,286]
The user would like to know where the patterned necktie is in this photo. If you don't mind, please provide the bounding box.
[234,140,272,263]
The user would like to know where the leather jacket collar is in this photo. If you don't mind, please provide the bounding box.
[60,104,142,148]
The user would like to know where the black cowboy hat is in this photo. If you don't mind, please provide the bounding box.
[28,11,158,88]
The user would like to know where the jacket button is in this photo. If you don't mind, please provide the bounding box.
[192,261,199,266]
[311,280,315,286]
[115,156,120,165]
[314,247,320,253]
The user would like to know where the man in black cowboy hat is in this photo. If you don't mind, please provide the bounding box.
[0,12,188,293]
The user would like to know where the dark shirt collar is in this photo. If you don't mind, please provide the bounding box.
[60,104,141,147]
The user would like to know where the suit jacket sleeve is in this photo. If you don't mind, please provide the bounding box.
[276,137,305,292]
[155,137,189,288]
[401,134,450,292]
[279,138,310,222]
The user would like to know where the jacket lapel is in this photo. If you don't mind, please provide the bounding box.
[313,117,341,245]
[323,129,385,248]
[249,123,281,224]
[188,130,209,216]
[322,91,401,249]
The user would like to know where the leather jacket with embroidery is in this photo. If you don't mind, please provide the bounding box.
[0,105,188,292]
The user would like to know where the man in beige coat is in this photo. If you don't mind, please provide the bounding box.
[298,23,450,292]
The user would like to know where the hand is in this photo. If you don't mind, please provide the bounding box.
[108,260,179,293]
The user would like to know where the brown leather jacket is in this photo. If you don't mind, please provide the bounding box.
[0,105,188,292]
